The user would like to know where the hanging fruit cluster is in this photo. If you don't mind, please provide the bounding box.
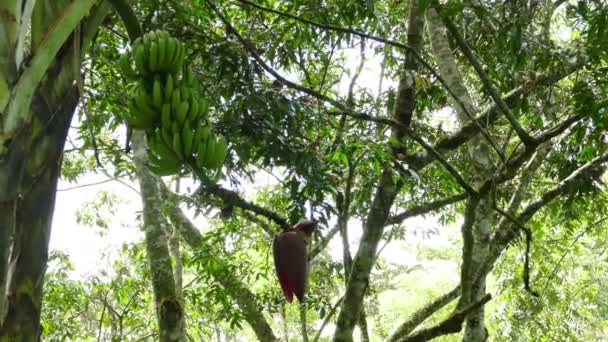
[118,30,228,176]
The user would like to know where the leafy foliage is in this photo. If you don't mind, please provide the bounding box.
[41,0,608,341]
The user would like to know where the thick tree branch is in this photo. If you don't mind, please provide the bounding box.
[387,285,461,341]
[388,149,608,338]
[239,210,277,237]
[518,154,608,223]
[434,1,534,146]
[195,184,291,231]
[406,129,478,195]
[397,294,492,342]
[107,0,143,42]
[333,2,424,340]
[477,151,608,280]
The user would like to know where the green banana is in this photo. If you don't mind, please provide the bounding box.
[147,150,182,176]
[193,125,210,156]
[196,132,208,168]
[157,35,167,71]
[197,131,216,169]
[171,89,181,117]
[135,86,157,119]
[126,99,155,129]
[183,65,193,86]
[149,41,159,72]
[181,86,191,102]
[161,103,172,128]
[134,43,147,76]
[161,125,173,148]
[171,43,184,75]
[152,76,163,109]
[172,130,184,160]
[176,101,189,125]
[164,74,174,101]
[199,97,209,119]
[165,38,177,71]
[118,53,136,79]
[209,135,228,169]
[182,120,194,158]
[149,129,181,163]
[142,33,151,50]
[187,97,200,122]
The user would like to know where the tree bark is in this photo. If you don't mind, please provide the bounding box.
[0,2,109,338]
[0,86,79,340]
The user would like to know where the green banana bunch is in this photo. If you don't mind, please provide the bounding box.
[131,30,185,77]
[165,86,208,126]
[118,28,223,179]
[146,129,183,175]
[122,84,161,129]
[196,128,228,170]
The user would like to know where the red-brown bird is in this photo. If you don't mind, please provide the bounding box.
[273,219,317,303]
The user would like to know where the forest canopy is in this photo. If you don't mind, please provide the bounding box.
[0,0,607,341]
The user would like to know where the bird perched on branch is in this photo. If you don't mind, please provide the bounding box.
[273,219,317,303]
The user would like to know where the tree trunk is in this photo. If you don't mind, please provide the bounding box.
[132,131,185,342]
[0,87,79,340]
[0,2,109,339]
[426,9,494,342]
[332,1,424,340]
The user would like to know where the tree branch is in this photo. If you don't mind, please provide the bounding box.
[231,0,505,146]
[406,129,478,195]
[397,294,492,342]
[387,193,467,225]
[388,285,461,341]
[107,0,143,43]
[204,0,345,110]
[401,59,584,171]
[195,184,291,231]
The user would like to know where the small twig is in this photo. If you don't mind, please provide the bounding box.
[540,216,608,296]
[312,296,344,342]
[57,174,132,192]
